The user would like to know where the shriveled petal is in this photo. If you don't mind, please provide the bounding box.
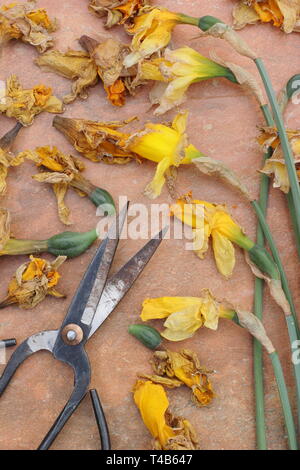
[53,182,72,225]
[36,50,99,104]
[211,230,236,278]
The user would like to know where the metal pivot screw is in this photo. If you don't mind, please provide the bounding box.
[62,324,84,345]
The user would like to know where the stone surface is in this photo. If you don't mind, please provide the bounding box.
[0,0,299,450]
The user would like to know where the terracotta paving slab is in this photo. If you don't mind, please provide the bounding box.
[0,0,299,450]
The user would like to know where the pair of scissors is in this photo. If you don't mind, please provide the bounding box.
[0,203,166,450]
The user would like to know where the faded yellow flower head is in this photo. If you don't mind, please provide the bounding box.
[0,1,57,52]
[170,195,254,278]
[141,290,235,341]
[123,7,185,67]
[259,127,300,193]
[89,0,149,27]
[0,75,64,126]
[133,380,198,449]
[0,255,66,309]
[233,0,300,33]
[145,349,215,407]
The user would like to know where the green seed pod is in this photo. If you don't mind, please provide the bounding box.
[198,15,224,32]
[248,244,280,280]
[47,229,98,258]
[128,324,162,350]
[89,188,116,216]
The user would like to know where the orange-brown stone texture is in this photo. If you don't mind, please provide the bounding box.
[0,0,299,450]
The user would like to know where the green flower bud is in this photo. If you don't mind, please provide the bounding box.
[47,229,98,258]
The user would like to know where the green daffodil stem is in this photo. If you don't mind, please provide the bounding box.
[255,58,300,240]
[270,351,298,450]
[286,191,300,259]
[233,314,298,449]
[252,141,272,449]
[252,200,300,335]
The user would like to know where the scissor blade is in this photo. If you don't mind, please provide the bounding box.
[88,227,168,338]
[58,204,128,333]
[80,204,128,327]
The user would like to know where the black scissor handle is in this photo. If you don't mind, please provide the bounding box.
[90,389,111,450]
[38,345,91,450]
[0,331,57,396]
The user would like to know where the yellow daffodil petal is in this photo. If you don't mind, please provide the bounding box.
[144,156,172,199]
[141,296,202,321]
[133,380,175,447]
[200,289,221,330]
[211,230,236,279]
[162,304,203,341]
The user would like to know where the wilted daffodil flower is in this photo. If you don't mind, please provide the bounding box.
[133,380,198,450]
[35,49,99,104]
[259,127,300,194]
[0,122,23,196]
[123,7,200,67]
[140,46,266,115]
[0,1,57,52]
[140,295,276,355]
[0,255,66,310]
[141,290,235,340]
[79,35,137,107]
[89,0,149,27]
[140,46,237,115]
[0,208,98,258]
[141,348,215,407]
[19,146,115,225]
[53,115,137,163]
[0,75,64,126]
[53,112,250,200]
[171,195,291,316]
[233,0,300,33]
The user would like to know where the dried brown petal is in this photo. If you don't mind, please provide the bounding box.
[202,22,257,59]
[35,50,99,104]
[193,155,252,200]
[245,252,291,316]
[53,115,137,163]
[235,309,275,354]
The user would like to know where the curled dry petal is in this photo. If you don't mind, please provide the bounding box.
[245,252,291,316]
[0,75,64,126]
[53,115,137,163]
[209,51,265,105]
[0,1,57,52]
[0,255,66,309]
[235,309,275,354]
[192,155,252,200]
[35,50,99,104]
[202,22,257,59]
[89,0,149,27]
[150,349,215,407]
[233,0,300,33]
